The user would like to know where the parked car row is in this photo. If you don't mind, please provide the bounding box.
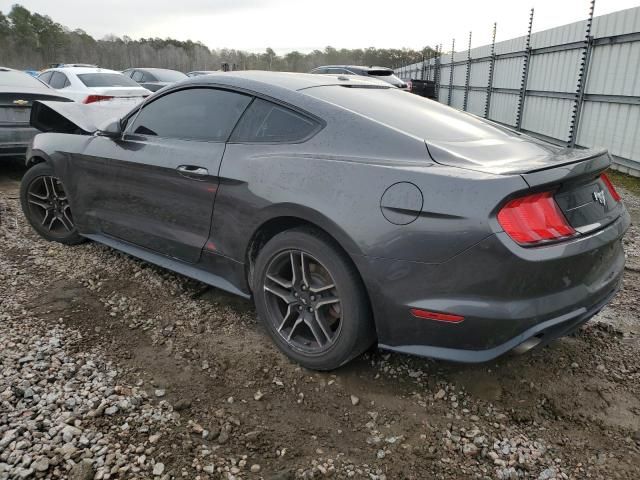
[10,69,630,370]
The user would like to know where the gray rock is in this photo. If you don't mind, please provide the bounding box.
[538,468,558,480]
[33,457,50,472]
[69,459,94,480]
[463,442,479,457]
[153,462,165,476]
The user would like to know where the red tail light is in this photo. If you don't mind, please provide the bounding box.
[600,173,621,202]
[498,191,575,245]
[83,95,113,104]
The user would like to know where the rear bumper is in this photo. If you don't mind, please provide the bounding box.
[0,125,37,157]
[355,209,630,362]
[379,284,619,362]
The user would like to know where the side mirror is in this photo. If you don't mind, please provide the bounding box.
[97,119,122,138]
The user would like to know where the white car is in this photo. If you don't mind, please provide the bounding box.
[37,67,151,105]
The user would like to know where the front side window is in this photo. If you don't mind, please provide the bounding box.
[131,71,144,82]
[128,88,251,142]
[230,98,320,143]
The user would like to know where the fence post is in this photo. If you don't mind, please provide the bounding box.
[435,44,442,100]
[447,38,455,106]
[484,22,497,119]
[568,0,596,148]
[463,31,472,111]
[515,8,534,131]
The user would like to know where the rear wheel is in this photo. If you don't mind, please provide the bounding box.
[253,228,375,370]
[20,163,85,245]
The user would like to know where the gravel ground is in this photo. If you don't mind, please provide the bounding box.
[1,160,639,479]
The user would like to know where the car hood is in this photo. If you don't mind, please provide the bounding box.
[30,100,134,134]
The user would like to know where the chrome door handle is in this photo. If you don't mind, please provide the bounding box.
[177,165,208,176]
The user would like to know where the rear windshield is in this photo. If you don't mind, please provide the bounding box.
[305,85,512,142]
[151,70,187,82]
[77,73,140,87]
[0,70,48,88]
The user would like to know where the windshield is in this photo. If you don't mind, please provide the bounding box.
[0,70,48,88]
[151,70,188,82]
[78,73,141,87]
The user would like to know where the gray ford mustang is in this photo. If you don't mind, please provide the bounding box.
[21,71,629,370]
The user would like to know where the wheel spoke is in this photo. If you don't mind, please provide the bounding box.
[46,213,57,231]
[304,314,326,347]
[300,252,312,287]
[290,252,301,286]
[28,189,48,201]
[313,311,334,341]
[286,316,304,342]
[309,283,335,294]
[45,177,58,199]
[41,210,52,228]
[264,283,295,304]
[277,305,297,332]
[28,198,51,211]
[315,296,340,309]
[58,213,73,231]
[62,206,74,227]
[267,273,293,289]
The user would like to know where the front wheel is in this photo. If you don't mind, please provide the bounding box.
[20,162,85,245]
[253,228,375,370]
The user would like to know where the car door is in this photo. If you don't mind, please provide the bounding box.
[72,87,252,263]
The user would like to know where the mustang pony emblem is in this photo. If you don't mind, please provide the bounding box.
[13,99,29,106]
[593,189,607,207]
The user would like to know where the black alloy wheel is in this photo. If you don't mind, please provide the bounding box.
[254,227,375,370]
[20,162,85,245]
[263,250,342,354]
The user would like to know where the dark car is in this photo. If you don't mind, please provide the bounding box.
[310,65,409,90]
[122,68,188,92]
[21,71,628,370]
[0,67,72,159]
[407,78,437,99]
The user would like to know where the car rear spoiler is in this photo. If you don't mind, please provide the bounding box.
[30,100,133,135]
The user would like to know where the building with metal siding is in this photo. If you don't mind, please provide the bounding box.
[396,6,640,176]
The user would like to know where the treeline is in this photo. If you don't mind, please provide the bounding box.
[0,5,434,72]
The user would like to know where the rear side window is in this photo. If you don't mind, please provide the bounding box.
[230,98,320,143]
[78,73,140,87]
[38,71,53,85]
[128,87,251,142]
[49,72,70,89]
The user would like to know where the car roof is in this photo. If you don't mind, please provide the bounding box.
[41,67,123,75]
[315,65,393,72]
[183,70,390,92]
[129,67,183,73]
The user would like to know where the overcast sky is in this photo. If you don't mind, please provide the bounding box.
[1,0,638,54]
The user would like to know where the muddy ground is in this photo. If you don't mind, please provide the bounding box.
[1,159,639,479]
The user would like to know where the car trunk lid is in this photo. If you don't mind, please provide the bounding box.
[520,151,624,235]
[0,91,71,126]
[30,100,133,134]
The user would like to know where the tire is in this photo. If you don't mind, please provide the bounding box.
[20,162,85,245]
[253,227,375,370]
